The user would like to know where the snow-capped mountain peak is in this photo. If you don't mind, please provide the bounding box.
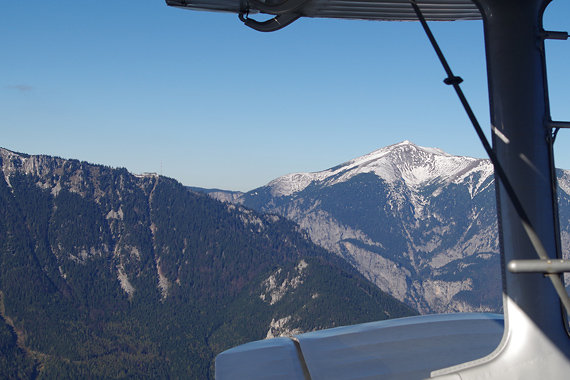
[210,142,570,314]
[267,141,492,197]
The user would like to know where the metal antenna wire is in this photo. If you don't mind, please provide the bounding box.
[409,0,570,314]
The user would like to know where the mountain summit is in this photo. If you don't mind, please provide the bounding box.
[267,141,493,197]
[215,142,570,314]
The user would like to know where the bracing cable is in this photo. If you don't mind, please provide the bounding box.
[408,0,570,314]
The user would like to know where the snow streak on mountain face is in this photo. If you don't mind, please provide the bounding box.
[226,141,570,314]
[268,141,494,197]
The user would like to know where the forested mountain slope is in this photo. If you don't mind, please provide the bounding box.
[0,147,415,379]
[209,141,570,314]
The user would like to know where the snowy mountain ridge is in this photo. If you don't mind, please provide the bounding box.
[267,141,493,197]
[220,141,570,314]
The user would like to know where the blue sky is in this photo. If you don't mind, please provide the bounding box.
[1,1,568,191]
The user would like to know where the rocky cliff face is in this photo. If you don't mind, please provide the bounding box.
[213,141,570,314]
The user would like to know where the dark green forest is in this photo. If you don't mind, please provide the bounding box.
[0,150,416,379]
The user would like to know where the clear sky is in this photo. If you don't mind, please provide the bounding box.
[1,1,569,192]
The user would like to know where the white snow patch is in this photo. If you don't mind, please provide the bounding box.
[266,141,490,197]
[268,172,328,197]
[453,161,494,198]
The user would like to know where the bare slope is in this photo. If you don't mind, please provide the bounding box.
[226,141,570,313]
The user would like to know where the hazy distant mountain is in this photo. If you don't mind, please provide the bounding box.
[0,147,415,379]
[207,141,570,314]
